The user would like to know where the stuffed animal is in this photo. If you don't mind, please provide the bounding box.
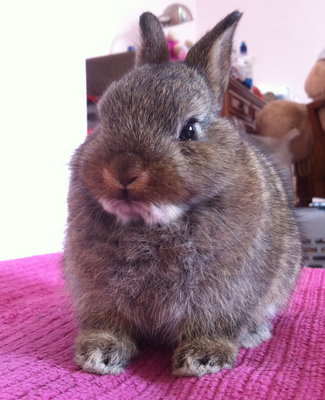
[305,47,325,130]
[256,100,314,163]
[256,48,325,164]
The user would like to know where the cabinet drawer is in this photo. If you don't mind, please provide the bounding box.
[229,91,251,120]
[222,78,266,135]
[243,120,257,134]
[251,104,262,123]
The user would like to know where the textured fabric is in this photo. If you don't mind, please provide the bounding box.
[0,254,324,400]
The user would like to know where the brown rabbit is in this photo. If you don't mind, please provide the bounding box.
[64,11,302,377]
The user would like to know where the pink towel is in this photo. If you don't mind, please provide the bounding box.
[0,254,324,399]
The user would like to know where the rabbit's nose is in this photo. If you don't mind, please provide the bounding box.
[117,171,149,190]
[121,175,138,188]
[102,168,149,194]
[102,153,150,197]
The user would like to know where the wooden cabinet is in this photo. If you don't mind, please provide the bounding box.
[223,78,265,134]
[295,99,325,205]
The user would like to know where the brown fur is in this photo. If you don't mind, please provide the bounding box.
[64,11,302,377]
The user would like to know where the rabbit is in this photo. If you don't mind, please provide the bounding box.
[64,10,302,377]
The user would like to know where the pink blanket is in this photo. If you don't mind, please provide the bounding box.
[0,254,324,400]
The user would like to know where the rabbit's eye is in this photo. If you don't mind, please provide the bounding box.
[179,119,198,141]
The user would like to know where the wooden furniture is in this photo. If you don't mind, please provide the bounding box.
[295,98,325,205]
[86,52,135,98]
[222,78,265,134]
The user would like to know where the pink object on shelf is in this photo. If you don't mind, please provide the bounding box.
[167,38,187,61]
[0,254,324,399]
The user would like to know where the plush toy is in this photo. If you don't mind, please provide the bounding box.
[256,48,325,165]
[256,100,314,164]
[255,49,325,204]
[305,47,325,130]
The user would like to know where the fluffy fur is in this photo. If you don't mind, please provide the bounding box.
[64,11,302,377]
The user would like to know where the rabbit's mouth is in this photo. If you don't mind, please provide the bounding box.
[99,198,184,225]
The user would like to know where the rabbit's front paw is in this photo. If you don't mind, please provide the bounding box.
[172,337,237,377]
[75,330,138,375]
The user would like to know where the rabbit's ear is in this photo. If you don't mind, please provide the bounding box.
[136,12,170,66]
[185,11,242,110]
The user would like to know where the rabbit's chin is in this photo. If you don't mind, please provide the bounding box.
[99,198,185,225]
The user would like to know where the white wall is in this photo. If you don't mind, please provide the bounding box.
[82,0,197,58]
[0,1,88,260]
[197,0,325,102]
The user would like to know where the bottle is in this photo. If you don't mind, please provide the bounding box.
[238,41,254,89]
